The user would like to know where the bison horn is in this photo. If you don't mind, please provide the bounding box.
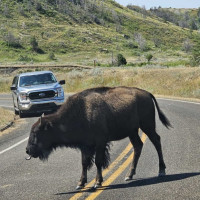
[25,156,32,160]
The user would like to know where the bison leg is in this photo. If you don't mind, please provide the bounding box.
[76,147,95,190]
[147,131,166,176]
[94,145,110,188]
[125,130,143,181]
[140,120,166,176]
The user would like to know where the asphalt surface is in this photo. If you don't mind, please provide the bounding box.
[0,94,13,110]
[0,95,200,200]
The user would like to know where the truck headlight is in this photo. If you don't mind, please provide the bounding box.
[56,88,64,97]
[19,93,28,101]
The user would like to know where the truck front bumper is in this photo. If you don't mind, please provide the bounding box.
[18,98,64,113]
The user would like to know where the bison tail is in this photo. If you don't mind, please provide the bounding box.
[150,94,172,129]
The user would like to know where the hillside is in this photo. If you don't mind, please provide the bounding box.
[0,0,199,66]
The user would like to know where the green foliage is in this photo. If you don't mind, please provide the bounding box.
[117,54,127,66]
[18,55,32,62]
[191,38,200,66]
[3,32,22,48]
[0,0,199,64]
[30,36,38,52]
[146,54,153,62]
[48,52,56,60]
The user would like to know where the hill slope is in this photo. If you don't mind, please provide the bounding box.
[0,0,199,65]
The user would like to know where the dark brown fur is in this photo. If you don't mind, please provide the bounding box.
[26,86,171,188]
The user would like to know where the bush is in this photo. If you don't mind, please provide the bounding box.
[18,55,32,62]
[30,36,44,53]
[30,36,38,51]
[4,32,22,48]
[182,38,193,53]
[146,54,153,62]
[190,37,200,66]
[48,52,56,60]
[117,54,127,66]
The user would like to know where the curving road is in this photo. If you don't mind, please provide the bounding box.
[0,95,200,200]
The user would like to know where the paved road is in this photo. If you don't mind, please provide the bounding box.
[0,93,13,110]
[0,97,200,200]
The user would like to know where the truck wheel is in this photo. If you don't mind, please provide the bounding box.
[17,99,25,118]
[14,105,19,115]
[12,97,19,115]
[19,110,25,118]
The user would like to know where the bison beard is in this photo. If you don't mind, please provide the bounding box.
[26,86,172,189]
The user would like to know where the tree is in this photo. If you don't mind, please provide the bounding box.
[146,54,153,63]
[134,32,147,51]
[30,36,38,52]
[4,32,21,48]
[189,19,198,30]
[48,52,56,60]
[3,4,10,17]
[182,38,193,53]
[153,37,161,47]
[190,36,200,66]
[117,54,127,66]
[198,7,200,21]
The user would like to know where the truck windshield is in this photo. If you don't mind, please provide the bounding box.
[19,73,57,87]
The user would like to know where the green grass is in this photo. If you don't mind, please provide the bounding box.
[0,0,199,65]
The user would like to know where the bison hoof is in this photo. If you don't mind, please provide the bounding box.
[125,176,133,181]
[76,185,84,190]
[94,183,102,189]
[158,170,166,177]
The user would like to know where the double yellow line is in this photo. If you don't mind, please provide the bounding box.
[70,133,147,200]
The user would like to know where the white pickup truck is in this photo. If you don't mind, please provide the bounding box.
[10,71,65,118]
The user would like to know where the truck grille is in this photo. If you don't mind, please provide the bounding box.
[29,90,55,100]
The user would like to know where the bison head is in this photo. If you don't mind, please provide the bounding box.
[26,115,55,161]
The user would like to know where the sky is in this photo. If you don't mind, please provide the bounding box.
[115,0,200,9]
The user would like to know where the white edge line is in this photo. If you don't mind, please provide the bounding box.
[0,97,199,156]
[157,98,200,105]
[0,137,28,155]
[0,105,13,108]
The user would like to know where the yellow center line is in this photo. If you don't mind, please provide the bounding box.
[85,134,147,200]
[70,133,147,200]
[69,143,133,200]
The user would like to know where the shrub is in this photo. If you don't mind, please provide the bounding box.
[182,38,193,53]
[3,32,22,48]
[30,36,44,53]
[18,55,32,62]
[146,54,153,62]
[48,52,56,60]
[30,36,38,51]
[134,32,147,51]
[190,37,200,66]
[117,54,127,66]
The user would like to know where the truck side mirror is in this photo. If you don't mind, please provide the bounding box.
[10,86,17,90]
[59,80,65,85]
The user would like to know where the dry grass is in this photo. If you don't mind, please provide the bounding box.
[1,66,200,99]
[55,67,200,99]
[0,76,12,93]
[0,107,14,128]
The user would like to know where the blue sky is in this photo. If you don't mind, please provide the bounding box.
[115,0,200,9]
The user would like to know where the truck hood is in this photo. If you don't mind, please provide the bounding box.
[18,82,61,93]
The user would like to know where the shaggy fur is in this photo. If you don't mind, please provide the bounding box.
[26,86,171,188]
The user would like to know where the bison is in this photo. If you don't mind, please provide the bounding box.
[26,86,171,189]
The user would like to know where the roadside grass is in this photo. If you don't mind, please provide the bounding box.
[0,76,12,93]
[0,107,14,128]
[57,67,200,99]
[1,67,200,99]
